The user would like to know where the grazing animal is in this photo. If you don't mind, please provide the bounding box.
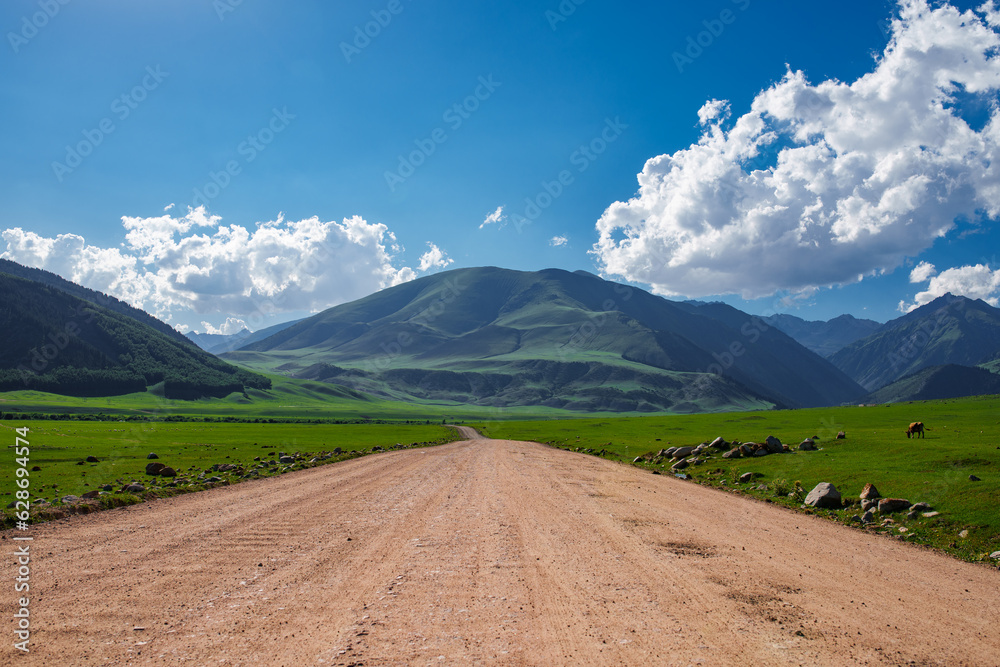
[906,422,925,438]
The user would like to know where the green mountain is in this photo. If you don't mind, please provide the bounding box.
[763,313,882,358]
[829,294,1000,391]
[230,267,864,412]
[864,364,1000,404]
[0,271,270,398]
[0,258,191,346]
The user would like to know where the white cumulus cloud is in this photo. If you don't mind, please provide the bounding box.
[200,317,249,336]
[418,242,453,272]
[909,261,938,283]
[592,0,1000,299]
[2,208,444,328]
[479,206,506,229]
[549,235,569,247]
[901,262,1000,310]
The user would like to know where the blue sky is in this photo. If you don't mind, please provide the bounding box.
[3,0,1000,334]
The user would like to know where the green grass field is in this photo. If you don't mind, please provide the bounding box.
[1,420,456,526]
[474,395,1000,564]
[0,373,582,421]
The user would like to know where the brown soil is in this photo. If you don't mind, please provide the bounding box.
[4,433,998,665]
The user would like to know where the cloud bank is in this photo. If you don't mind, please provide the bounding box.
[2,208,444,329]
[901,261,1000,310]
[592,0,1000,300]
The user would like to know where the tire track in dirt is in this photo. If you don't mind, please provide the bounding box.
[2,437,998,665]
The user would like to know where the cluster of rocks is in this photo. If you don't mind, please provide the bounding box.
[633,435,824,473]
[804,481,936,524]
[721,435,821,459]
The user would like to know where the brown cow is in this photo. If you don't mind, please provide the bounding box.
[906,422,924,438]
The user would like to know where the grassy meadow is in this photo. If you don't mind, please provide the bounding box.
[475,395,1000,564]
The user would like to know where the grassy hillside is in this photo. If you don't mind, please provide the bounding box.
[231,267,863,411]
[866,364,1000,403]
[0,272,270,398]
[474,394,1000,563]
[0,258,191,345]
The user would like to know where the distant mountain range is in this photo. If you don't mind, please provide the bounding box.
[227,267,865,412]
[828,294,1000,392]
[0,264,270,398]
[2,259,997,410]
[764,313,881,358]
[185,319,302,355]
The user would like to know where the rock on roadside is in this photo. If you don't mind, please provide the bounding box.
[805,482,842,509]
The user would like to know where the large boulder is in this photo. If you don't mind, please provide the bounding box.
[145,462,165,476]
[797,439,816,451]
[671,446,695,459]
[805,482,842,509]
[878,498,911,513]
[739,443,754,456]
[722,448,742,459]
[764,436,783,454]
[123,484,145,493]
[709,437,728,450]
[159,467,177,478]
[146,453,159,459]
[671,459,689,471]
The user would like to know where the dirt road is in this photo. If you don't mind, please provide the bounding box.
[4,436,998,665]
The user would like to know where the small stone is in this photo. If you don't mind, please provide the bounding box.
[859,483,881,500]
[989,551,1000,560]
[722,448,742,459]
[739,472,753,484]
[898,527,908,533]
[101,484,114,492]
[672,446,695,459]
[123,484,145,493]
[850,515,861,522]
[86,455,100,463]
[906,510,919,520]
[671,460,689,471]
[146,453,159,460]
[910,502,930,511]
[81,490,101,499]
[709,437,727,449]
[279,456,295,464]
[145,462,165,476]
[633,456,643,463]
[30,465,41,471]
[861,509,875,524]
[922,511,940,518]
[861,498,877,512]
[60,495,80,503]
[836,431,846,439]
[753,449,769,457]
[959,529,969,539]
[798,438,816,451]
[159,467,177,478]
[969,475,981,481]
